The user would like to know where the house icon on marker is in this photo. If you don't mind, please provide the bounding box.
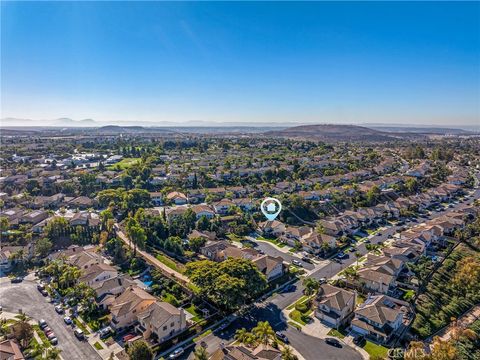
[266,203,276,213]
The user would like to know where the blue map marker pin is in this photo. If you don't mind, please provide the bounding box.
[261,197,282,221]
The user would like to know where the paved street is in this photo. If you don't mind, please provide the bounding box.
[250,240,316,270]
[0,277,101,360]
[179,185,480,360]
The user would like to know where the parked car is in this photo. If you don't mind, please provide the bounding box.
[63,317,72,325]
[99,326,112,339]
[39,319,47,329]
[10,277,23,283]
[353,335,366,346]
[275,331,289,343]
[41,289,49,297]
[122,334,135,342]
[319,277,327,284]
[74,328,84,340]
[301,256,313,263]
[169,347,184,359]
[54,305,64,314]
[291,259,303,267]
[37,284,45,291]
[50,337,58,345]
[43,327,52,334]
[47,333,56,341]
[282,284,295,293]
[325,338,342,347]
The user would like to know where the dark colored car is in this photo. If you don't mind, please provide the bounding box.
[275,331,289,343]
[10,277,23,283]
[301,256,313,263]
[325,338,342,347]
[353,335,366,346]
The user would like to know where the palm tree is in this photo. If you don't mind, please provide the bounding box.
[344,267,359,282]
[59,266,80,289]
[355,251,361,266]
[44,347,62,360]
[303,278,320,296]
[252,321,275,346]
[281,346,298,360]
[235,328,251,344]
[193,346,209,360]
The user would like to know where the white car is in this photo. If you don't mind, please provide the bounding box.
[291,259,303,267]
[169,347,184,359]
[63,316,72,325]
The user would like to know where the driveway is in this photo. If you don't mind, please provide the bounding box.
[0,277,101,360]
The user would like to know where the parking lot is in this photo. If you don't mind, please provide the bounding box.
[0,276,101,360]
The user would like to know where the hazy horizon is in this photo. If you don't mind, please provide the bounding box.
[1,2,479,127]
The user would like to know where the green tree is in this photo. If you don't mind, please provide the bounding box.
[127,340,153,360]
[186,258,267,311]
[36,237,53,257]
[303,277,320,296]
[189,237,206,253]
[252,321,275,346]
[281,346,298,360]
[193,346,209,360]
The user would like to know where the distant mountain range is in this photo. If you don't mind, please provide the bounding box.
[1,118,478,139]
[265,124,428,141]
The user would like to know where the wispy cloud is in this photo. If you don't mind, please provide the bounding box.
[179,20,209,59]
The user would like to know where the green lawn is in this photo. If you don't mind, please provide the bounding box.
[227,233,243,242]
[93,341,104,350]
[73,318,90,335]
[327,329,346,339]
[33,325,51,346]
[256,236,286,248]
[193,329,212,342]
[286,295,308,310]
[363,341,389,359]
[185,304,204,323]
[107,157,140,170]
[289,310,311,325]
[155,252,185,273]
[401,289,415,301]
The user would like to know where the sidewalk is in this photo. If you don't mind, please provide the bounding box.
[116,229,190,284]
[343,335,370,360]
[77,316,122,360]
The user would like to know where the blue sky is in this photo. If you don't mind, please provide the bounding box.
[1,1,479,126]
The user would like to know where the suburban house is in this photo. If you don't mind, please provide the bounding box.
[355,255,405,294]
[109,285,156,331]
[315,284,356,329]
[257,220,286,238]
[213,199,235,215]
[149,192,163,206]
[78,263,118,287]
[0,339,24,360]
[166,191,188,205]
[191,205,216,220]
[351,295,411,344]
[252,255,285,281]
[92,274,136,305]
[135,301,187,343]
[301,232,336,254]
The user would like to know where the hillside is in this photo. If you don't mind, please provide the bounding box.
[265,124,421,142]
